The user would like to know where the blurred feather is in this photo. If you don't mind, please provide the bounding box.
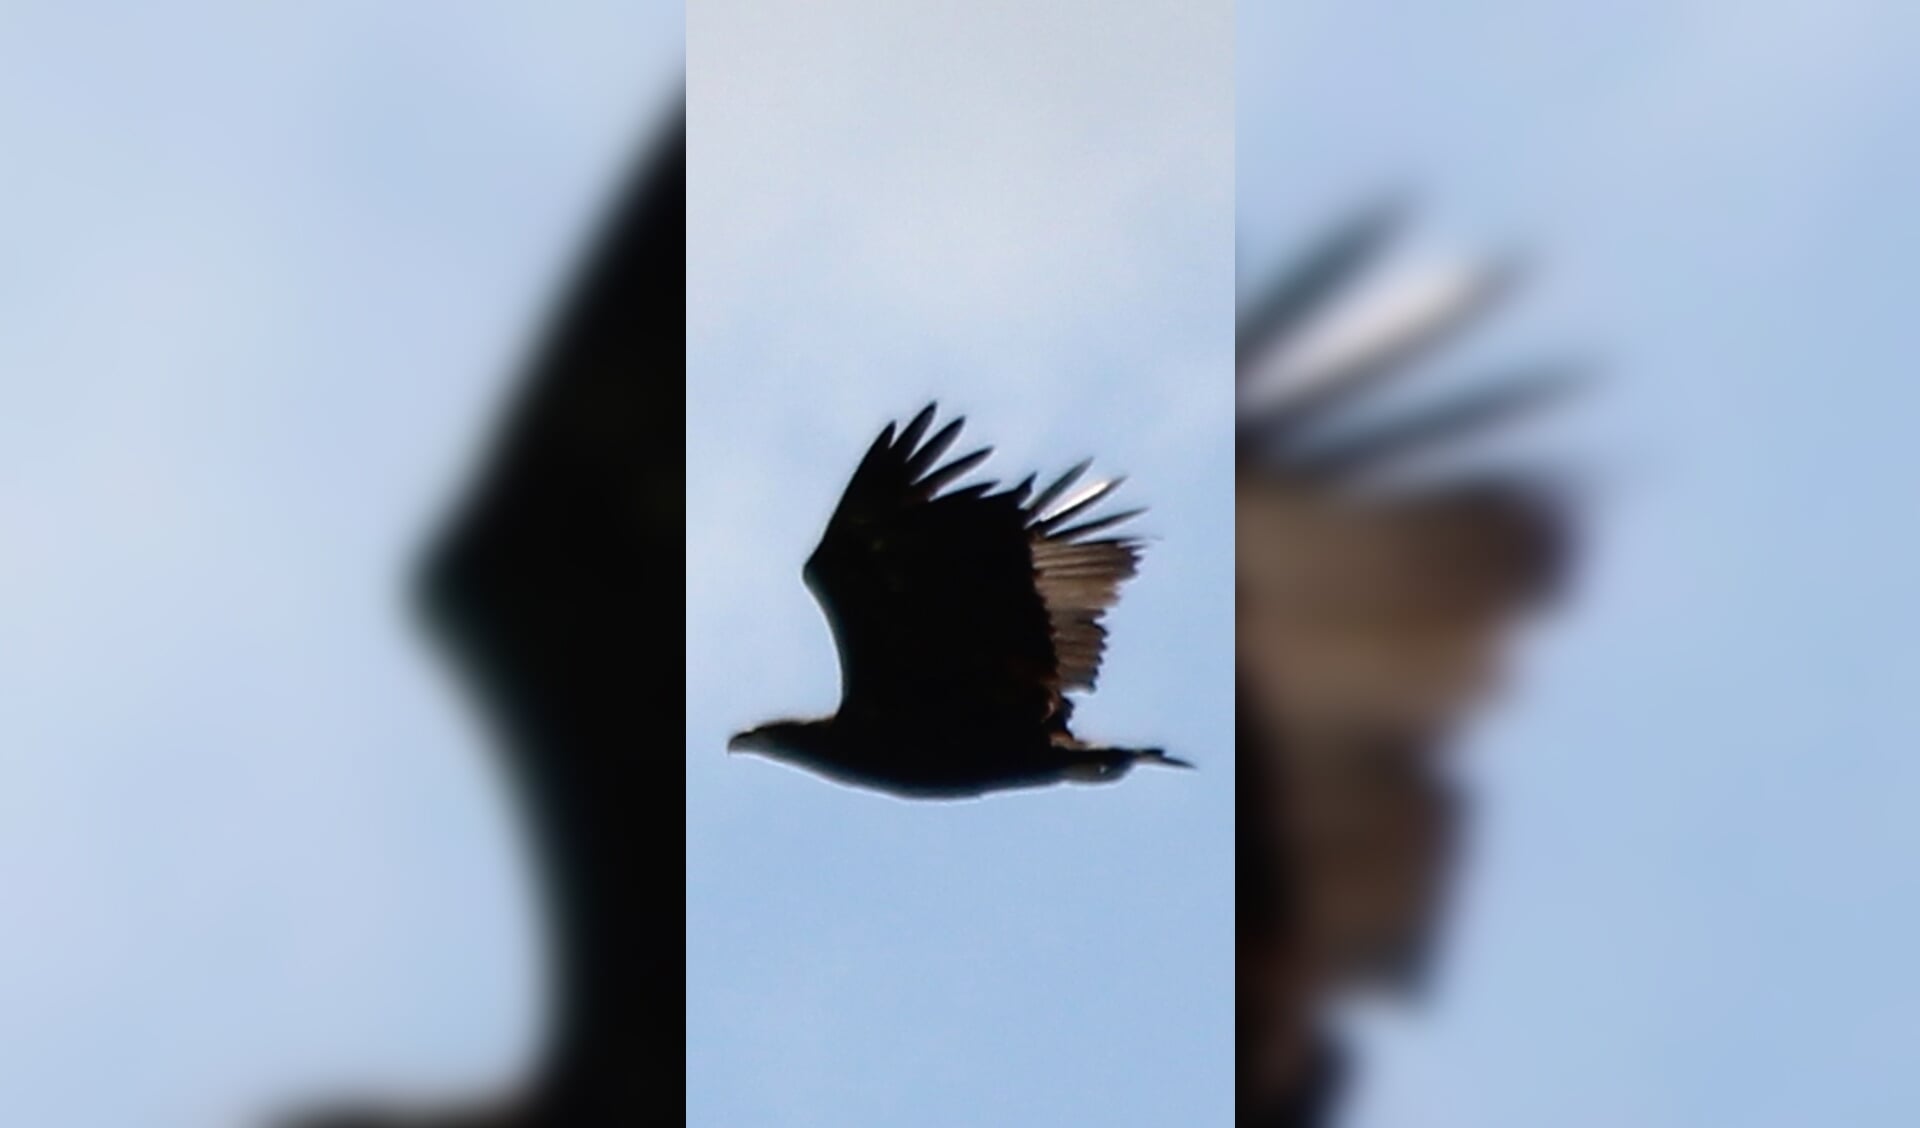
[1236,203,1585,1126]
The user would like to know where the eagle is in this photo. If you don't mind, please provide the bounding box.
[728,403,1187,798]
[1234,199,1583,1126]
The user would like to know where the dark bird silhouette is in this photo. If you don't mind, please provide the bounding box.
[729,404,1187,799]
[271,90,685,1127]
[1235,199,1583,1127]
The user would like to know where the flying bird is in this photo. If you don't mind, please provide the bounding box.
[1234,199,1584,1126]
[729,404,1186,798]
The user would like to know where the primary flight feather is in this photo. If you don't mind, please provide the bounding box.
[730,403,1185,798]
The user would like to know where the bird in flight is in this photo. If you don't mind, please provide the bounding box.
[730,403,1187,798]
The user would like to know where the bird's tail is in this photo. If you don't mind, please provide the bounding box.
[1064,746,1193,783]
[1136,748,1194,770]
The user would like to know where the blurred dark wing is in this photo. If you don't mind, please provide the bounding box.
[286,89,684,1128]
[1237,474,1566,738]
[1237,201,1574,770]
[1235,204,1582,1125]
[399,93,684,1124]
[804,405,1143,731]
[1238,200,1569,469]
[1236,194,1405,385]
[1238,474,1562,1002]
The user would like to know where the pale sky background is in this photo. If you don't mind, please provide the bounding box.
[1239,2,1920,1126]
[7,2,1920,1127]
[685,2,1232,1126]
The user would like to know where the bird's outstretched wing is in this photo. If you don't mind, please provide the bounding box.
[1236,201,1575,783]
[803,404,1143,733]
[1238,474,1565,738]
[279,93,687,1128]
[1025,449,1145,731]
[1236,202,1583,1126]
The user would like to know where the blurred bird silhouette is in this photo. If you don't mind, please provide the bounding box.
[274,91,684,1127]
[1236,199,1584,1126]
[729,403,1185,798]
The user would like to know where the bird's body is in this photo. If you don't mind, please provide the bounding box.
[735,714,1177,799]
[730,403,1183,798]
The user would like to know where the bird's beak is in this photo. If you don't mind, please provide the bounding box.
[726,732,749,753]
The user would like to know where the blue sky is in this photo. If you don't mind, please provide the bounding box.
[685,2,1231,1125]
[1241,2,1920,1124]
